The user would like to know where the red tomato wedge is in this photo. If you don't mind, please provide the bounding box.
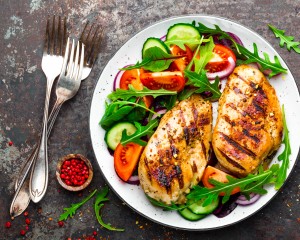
[202,166,240,196]
[114,142,144,182]
[140,71,185,92]
[205,44,236,80]
[119,69,153,108]
[169,45,193,72]
[120,69,144,90]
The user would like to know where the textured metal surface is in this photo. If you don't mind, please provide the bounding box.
[1,0,300,239]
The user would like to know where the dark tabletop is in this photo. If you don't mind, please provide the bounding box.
[1,0,300,239]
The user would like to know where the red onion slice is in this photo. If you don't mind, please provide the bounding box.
[113,65,133,91]
[206,56,236,80]
[127,175,140,185]
[236,193,261,206]
[151,108,167,120]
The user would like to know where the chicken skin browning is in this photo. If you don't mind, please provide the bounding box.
[212,65,283,177]
[138,94,212,205]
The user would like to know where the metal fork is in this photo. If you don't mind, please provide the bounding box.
[29,38,84,202]
[28,16,67,203]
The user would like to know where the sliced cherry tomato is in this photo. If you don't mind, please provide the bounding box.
[120,69,144,90]
[205,44,236,80]
[119,69,153,108]
[169,45,193,72]
[202,166,240,196]
[140,71,185,92]
[114,142,144,182]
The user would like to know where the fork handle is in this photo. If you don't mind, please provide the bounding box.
[29,79,54,203]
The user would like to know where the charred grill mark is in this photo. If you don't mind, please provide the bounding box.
[220,133,257,158]
[171,145,179,156]
[236,73,251,86]
[218,149,246,170]
[192,161,198,173]
[224,115,236,126]
[184,127,190,145]
[252,100,265,113]
[242,129,260,143]
[201,141,207,159]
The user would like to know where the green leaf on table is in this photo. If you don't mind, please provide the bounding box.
[268,24,300,54]
[59,189,98,221]
[121,119,159,146]
[122,47,182,72]
[237,43,287,78]
[275,105,291,190]
[184,69,221,101]
[108,84,177,101]
[94,186,124,231]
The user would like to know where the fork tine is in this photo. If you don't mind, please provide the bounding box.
[43,17,50,55]
[50,16,56,55]
[71,42,80,79]
[88,28,103,66]
[62,17,67,55]
[56,16,61,56]
[59,37,71,77]
[67,39,76,77]
[78,43,85,80]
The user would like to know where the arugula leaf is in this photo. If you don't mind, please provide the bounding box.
[108,85,177,101]
[121,119,158,146]
[100,103,133,130]
[59,189,98,221]
[268,24,300,54]
[184,69,221,101]
[237,43,287,77]
[193,36,215,73]
[146,196,183,211]
[275,105,291,190]
[122,47,181,72]
[187,166,278,206]
[178,87,197,101]
[196,22,241,53]
[164,35,209,51]
[94,186,124,231]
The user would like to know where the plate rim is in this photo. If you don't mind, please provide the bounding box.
[88,14,300,231]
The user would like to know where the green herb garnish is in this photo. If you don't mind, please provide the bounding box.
[59,189,97,221]
[108,85,177,101]
[275,105,291,190]
[94,186,124,231]
[121,119,159,146]
[268,24,300,54]
[122,47,181,72]
[184,69,221,101]
[237,43,287,77]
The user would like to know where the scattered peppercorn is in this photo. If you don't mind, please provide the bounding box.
[60,158,89,187]
[8,141,13,146]
[24,211,29,217]
[25,226,29,231]
[93,231,97,236]
[20,229,26,236]
[58,221,64,227]
[5,221,11,228]
[25,218,31,225]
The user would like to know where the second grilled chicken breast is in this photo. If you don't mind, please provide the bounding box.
[212,65,283,177]
[138,94,212,205]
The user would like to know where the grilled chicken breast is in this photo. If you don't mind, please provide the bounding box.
[138,94,212,205]
[212,65,283,177]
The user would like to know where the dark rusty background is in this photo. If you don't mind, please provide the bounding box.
[1,0,300,239]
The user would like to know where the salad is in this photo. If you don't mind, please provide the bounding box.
[99,21,290,221]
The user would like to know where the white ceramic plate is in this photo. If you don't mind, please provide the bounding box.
[89,15,300,230]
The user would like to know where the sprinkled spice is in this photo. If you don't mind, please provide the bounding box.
[5,221,11,228]
[24,211,29,217]
[60,158,89,186]
[58,221,64,227]
[25,218,31,225]
[8,141,13,146]
[93,231,97,236]
[20,229,26,236]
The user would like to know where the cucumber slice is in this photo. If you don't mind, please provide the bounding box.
[178,205,206,221]
[142,37,170,58]
[105,122,136,150]
[166,23,201,51]
[187,198,219,215]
